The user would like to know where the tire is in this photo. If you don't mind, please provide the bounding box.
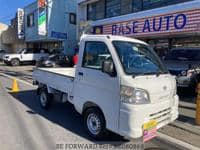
[83,107,107,140]
[11,59,20,66]
[39,88,53,109]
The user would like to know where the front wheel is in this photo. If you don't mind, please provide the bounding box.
[11,59,20,66]
[83,108,107,140]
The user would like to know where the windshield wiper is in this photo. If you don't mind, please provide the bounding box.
[156,71,169,77]
[132,71,168,78]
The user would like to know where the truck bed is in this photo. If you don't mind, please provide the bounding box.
[33,67,75,94]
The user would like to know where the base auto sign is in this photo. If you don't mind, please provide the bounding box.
[94,9,200,37]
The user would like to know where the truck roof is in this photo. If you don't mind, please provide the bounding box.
[81,34,148,45]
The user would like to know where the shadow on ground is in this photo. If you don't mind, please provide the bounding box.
[9,90,135,145]
[178,115,195,125]
[8,90,176,149]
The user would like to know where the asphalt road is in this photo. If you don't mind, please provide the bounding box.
[0,72,186,150]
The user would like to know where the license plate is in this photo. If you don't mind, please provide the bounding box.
[143,120,157,142]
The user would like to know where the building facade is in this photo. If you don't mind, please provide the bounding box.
[0,23,8,50]
[0,19,26,53]
[77,0,200,56]
[24,0,77,55]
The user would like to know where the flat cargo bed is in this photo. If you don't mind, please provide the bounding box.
[36,68,75,78]
[33,67,75,94]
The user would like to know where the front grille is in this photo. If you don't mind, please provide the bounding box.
[149,108,171,125]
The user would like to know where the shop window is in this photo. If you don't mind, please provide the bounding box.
[27,13,34,27]
[121,0,132,15]
[132,0,143,12]
[69,13,76,25]
[87,3,96,20]
[87,0,105,21]
[96,0,105,20]
[86,0,193,21]
[106,0,121,18]
[143,0,191,10]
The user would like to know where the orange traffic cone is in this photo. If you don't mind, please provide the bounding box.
[11,79,19,93]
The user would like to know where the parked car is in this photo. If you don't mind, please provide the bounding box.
[36,52,73,68]
[3,48,49,66]
[49,48,64,54]
[33,34,178,141]
[164,48,200,90]
[0,49,6,61]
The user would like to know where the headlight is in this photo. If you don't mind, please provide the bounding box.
[121,85,150,104]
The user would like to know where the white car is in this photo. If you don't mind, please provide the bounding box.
[3,48,49,66]
[33,35,178,141]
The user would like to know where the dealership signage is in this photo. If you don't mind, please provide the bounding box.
[38,0,47,36]
[17,8,25,39]
[112,14,187,34]
[94,9,200,37]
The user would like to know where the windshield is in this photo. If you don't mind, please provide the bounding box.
[17,49,24,54]
[113,41,167,75]
[165,49,200,61]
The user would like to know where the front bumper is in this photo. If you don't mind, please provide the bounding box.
[118,95,179,139]
[3,60,10,64]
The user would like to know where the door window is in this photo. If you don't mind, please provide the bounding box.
[82,41,112,70]
[24,49,34,54]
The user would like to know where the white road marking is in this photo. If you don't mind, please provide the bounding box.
[0,72,35,87]
[157,132,200,150]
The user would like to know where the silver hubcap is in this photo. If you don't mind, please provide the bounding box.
[13,60,18,65]
[40,92,47,107]
[87,113,101,135]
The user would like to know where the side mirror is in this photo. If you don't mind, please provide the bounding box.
[102,60,116,77]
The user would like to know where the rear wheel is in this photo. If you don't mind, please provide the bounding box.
[83,107,107,140]
[39,88,53,109]
[11,59,20,66]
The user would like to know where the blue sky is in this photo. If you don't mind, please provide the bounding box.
[0,0,35,24]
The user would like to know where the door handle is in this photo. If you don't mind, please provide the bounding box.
[78,72,83,76]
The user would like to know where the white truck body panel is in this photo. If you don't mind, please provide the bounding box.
[33,35,179,139]
[33,68,75,95]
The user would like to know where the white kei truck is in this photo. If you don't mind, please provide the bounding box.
[33,35,179,142]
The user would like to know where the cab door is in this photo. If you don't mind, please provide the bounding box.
[21,49,34,61]
[73,41,120,132]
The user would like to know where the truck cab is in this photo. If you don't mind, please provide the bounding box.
[33,35,179,141]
